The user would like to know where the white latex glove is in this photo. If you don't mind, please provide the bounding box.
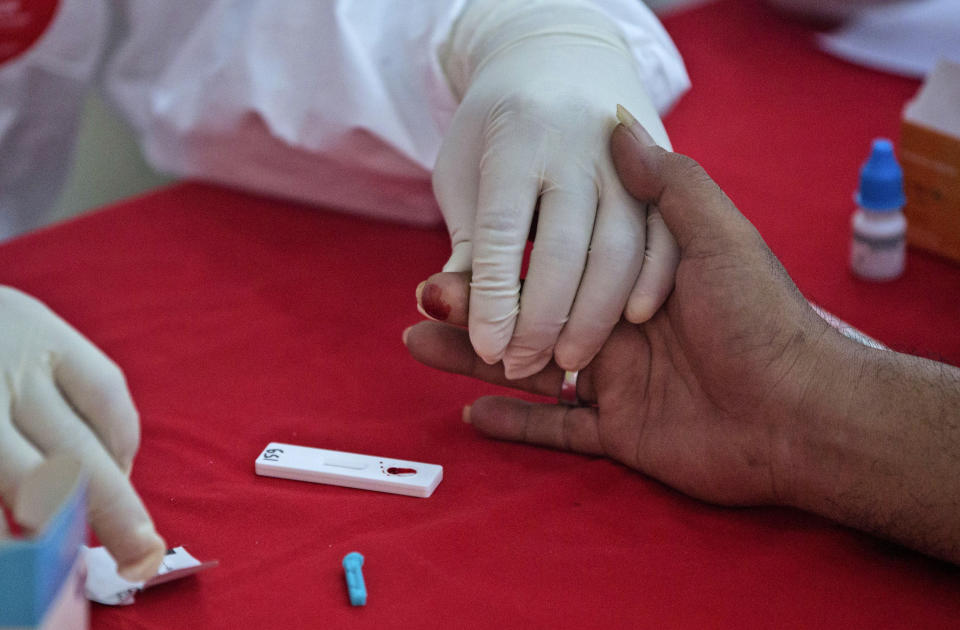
[434,0,678,379]
[0,286,164,581]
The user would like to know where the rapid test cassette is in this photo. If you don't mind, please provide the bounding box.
[255,443,443,498]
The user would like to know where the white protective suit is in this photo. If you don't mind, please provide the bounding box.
[0,0,687,237]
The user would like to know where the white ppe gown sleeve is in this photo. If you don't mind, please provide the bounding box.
[103,0,468,226]
[101,0,688,226]
[0,1,687,235]
[0,0,109,241]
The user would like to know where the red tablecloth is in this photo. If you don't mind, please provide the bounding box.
[2,0,959,627]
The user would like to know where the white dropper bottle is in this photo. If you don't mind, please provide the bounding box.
[850,138,907,281]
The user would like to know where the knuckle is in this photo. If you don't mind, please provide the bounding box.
[499,88,596,120]
[664,152,716,191]
[474,208,526,236]
[470,257,521,289]
[493,91,554,121]
[663,151,703,178]
[489,89,603,147]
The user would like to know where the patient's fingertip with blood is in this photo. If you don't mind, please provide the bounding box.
[418,282,451,321]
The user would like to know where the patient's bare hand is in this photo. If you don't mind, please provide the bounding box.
[407,118,842,506]
[409,113,960,565]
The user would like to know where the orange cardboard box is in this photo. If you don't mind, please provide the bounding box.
[900,59,960,264]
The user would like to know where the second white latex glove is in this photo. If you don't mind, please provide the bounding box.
[0,286,165,581]
[435,0,678,379]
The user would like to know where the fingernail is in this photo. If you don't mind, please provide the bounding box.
[462,405,472,424]
[401,326,412,346]
[416,302,434,321]
[418,282,450,321]
[616,104,656,146]
[615,103,638,127]
[415,281,437,321]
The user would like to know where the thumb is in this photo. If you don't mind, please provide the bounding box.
[610,107,747,252]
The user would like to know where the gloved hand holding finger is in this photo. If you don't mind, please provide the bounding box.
[435,0,684,379]
[0,286,165,581]
[410,114,835,507]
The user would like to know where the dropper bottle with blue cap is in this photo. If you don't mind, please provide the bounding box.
[850,138,907,281]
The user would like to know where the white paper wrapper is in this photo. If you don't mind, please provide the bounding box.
[83,545,217,606]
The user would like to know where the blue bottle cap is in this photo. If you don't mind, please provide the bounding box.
[856,138,905,211]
